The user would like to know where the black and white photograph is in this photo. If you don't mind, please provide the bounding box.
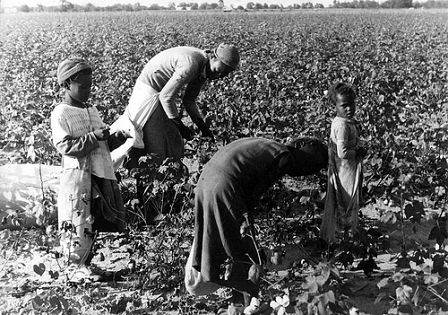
[0,0,447,314]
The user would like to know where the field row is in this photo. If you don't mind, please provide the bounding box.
[1,10,448,199]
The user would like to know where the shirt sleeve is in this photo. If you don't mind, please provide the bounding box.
[183,77,206,123]
[158,57,201,119]
[51,109,100,158]
[334,123,356,159]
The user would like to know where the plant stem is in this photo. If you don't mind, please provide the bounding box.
[400,191,406,252]
[243,212,262,265]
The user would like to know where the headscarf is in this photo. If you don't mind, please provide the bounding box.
[214,43,240,69]
[57,58,91,85]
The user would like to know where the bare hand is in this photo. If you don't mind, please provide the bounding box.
[180,125,194,141]
[356,147,368,158]
[94,127,110,141]
[171,118,194,141]
[117,129,132,139]
[196,119,215,142]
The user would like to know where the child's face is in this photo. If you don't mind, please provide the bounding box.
[335,93,355,119]
[67,73,92,103]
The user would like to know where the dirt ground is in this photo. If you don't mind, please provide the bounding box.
[0,237,396,315]
[0,160,446,314]
[2,200,444,315]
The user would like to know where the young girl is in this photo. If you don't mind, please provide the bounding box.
[320,82,367,244]
[51,57,127,277]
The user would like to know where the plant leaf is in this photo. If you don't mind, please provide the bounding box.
[33,263,45,276]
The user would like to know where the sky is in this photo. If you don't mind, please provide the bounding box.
[1,0,334,8]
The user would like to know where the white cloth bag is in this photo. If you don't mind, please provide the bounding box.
[109,80,160,169]
[184,240,222,296]
[110,80,160,142]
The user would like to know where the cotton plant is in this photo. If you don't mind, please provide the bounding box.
[243,297,260,315]
[269,294,290,315]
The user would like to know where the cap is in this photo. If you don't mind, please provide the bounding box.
[57,58,91,85]
[214,43,240,70]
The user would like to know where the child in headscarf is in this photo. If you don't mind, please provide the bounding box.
[320,82,368,244]
[51,57,130,280]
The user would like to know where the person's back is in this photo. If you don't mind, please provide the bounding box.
[202,138,291,199]
[111,43,240,169]
[187,136,328,309]
[138,46,208,92]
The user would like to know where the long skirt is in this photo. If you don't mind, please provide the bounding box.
[320,150,362,243]
[186,170,259,296]
[111,80,184,169]
[58,169,125,264]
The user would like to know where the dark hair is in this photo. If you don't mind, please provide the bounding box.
[286,136,328,176]
[328,82,356,104]
[204,48,217,61]
[286,136,323,150]
[62,68,92,89]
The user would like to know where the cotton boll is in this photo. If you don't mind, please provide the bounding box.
[243,298,260,315]
[86,215,95,225]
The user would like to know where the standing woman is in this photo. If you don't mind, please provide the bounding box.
[111,43,240,168]
[51,58,127,277]
[320,82,368,244]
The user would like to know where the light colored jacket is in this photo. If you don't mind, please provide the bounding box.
[51,103,115,180]
[137,46,208,122]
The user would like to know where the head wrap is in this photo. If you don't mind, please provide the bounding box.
[57,58,91,85]
[286,137,329,176]
[214,43,240,70]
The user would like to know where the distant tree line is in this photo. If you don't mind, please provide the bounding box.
[332,0,448,8]
[9,0,448,13]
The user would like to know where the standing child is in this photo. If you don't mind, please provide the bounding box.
[51,57,127,278]
[320,82,367,244]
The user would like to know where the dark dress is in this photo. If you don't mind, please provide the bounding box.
[191,138,293,283]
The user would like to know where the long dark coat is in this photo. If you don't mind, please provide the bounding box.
[191,138,294,282]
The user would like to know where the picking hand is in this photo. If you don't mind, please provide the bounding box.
[356,147,368,158]
[200,128,215,142]
[171,117,194,141]
[111,129,132,143]
[179,125,194,141]
[94,127,110,141]
[196,119,215,142]
[116,129,132,139]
